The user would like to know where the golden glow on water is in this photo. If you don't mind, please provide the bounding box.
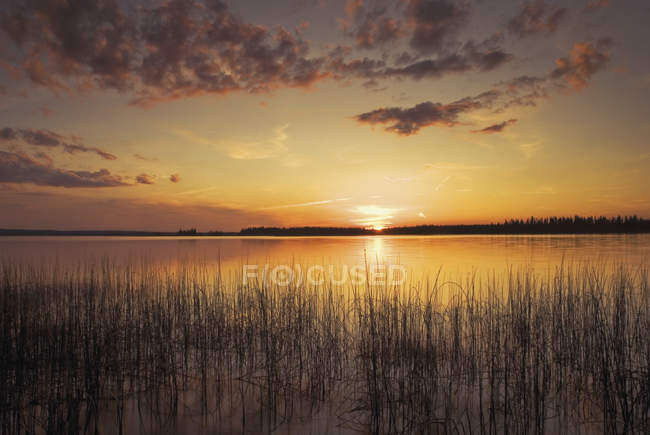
[1,235,648,280]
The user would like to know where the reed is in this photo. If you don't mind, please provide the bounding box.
[0,260,648,434]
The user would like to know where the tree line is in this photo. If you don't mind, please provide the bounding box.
[240,215,650,236]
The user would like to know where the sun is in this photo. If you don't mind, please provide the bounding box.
[372,225,385,231]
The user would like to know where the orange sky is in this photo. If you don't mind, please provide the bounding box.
[0,0,649,231]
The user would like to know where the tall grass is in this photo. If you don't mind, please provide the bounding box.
[0,260,648,434]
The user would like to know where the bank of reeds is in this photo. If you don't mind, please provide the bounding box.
[0,261,648,434]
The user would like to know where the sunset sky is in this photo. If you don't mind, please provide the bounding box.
[1,0,649,231]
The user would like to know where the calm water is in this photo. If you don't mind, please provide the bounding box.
[1,234,648,278]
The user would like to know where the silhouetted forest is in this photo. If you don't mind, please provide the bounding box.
[240,215,650,236]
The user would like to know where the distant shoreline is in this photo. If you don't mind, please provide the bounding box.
[2,216,649,237]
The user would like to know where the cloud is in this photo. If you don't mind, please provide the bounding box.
[226,124,290,160]
[0,127,117,160]
[520,141,542,159]
[170,173,181,183]
[550,38,612,90]
[353,39,612,136]
[0,151,128,188]
[434,175,451,191]
[500,39,611,103]
[354,90,500,135]
[261,197,350,210]
[135,173,155,185]
[471,119,517,134]
[0,127,17,140]
[133,153,158,161]
[0,0,329,106]
[508,0,567,38]
[381,54,472,79]
[33,151,53,165]
[329,34,511,83]
[405,0,470,54]
[1,0,515,104]
[501,38,613,104]
[341,1,405,50]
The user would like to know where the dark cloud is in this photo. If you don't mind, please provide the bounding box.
[382,54,471,79]
[463,35,513,72]
[135,173,155,185]
[331,40,511,82]
[33,151,53,165]
[133,153,158,161]
[353,37,612,135]
[0,0,607,109]
[508,0,567,38]
[0,0,330,106]
[328,56,386,80]
[0,0,135,90]
[406,0,470,54]
[500,39,611,108]
[0,0,516,104]
[170,173,181,183]
[20,129,62,147]
[0,151,127,188]
[0,127,117,160]
[354,90,500,135]
[0,127,17,140]
[342,1,404,50]
[471,119,517,134]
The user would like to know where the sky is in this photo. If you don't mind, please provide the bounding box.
[0,0,649,231]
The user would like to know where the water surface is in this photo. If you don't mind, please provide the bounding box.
[1,234,648,278]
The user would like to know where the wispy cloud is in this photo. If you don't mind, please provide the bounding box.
[1,127,116,160]
[176,186,218,196]
[519,141,543,159]
[226,124,290,160]
[425,162,490,170]
[471,119,517,134]
[435,175,451,191]
[507,0,567,38]
[133,153,158,162]
[261,197,351,210]
[383,174,425,183]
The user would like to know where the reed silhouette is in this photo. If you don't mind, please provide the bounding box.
[1,260,649,433]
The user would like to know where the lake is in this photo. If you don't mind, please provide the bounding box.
[1,234,648,279]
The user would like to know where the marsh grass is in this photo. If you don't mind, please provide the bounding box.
[1,260,649,434]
